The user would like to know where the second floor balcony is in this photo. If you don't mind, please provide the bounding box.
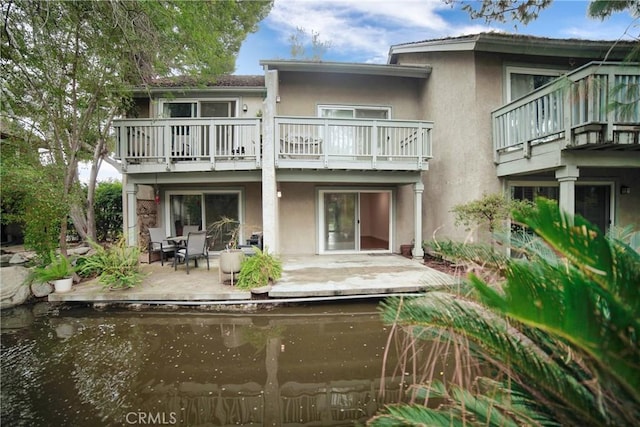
[114,116,433,174]
[493,62,640,173]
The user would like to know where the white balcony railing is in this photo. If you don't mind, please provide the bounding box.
[275,116,432,170]
[493,62,640,156]
[114,118,261,171]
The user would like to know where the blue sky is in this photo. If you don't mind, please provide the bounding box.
[235,0,638,75]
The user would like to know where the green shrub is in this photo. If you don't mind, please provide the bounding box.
[78,238,144,289]
[236,246,282,289]
[32,251,75,282]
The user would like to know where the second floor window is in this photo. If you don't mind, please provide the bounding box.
[506,67,563,101]
[318,105,390,119]
[162,101,237,118]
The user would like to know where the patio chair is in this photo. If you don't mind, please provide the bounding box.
[173,231,209,274]
[148,227,177,266]
[182,225,200,235]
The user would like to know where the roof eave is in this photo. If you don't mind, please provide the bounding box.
[260,60,431,78]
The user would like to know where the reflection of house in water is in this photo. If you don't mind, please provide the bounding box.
[131,311,414,426]
[59,307,435,426]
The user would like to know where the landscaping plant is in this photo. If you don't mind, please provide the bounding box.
[370,198,639,426]
[236,246,282,290]
[32,251,76,283]
[78,239,144,290]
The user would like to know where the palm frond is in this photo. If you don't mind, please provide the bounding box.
[380,294,608,425]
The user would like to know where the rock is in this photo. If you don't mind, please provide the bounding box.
[0,306,35,330]
[31,280,54,298]
[9,253,28,265]
[0,266,32,309]
[69,246,91,256]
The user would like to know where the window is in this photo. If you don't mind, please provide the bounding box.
[506,67,563,101]
[161,100,237,118]
[318,105,390,119]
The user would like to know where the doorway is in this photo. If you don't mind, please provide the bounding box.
[319,190,391,253]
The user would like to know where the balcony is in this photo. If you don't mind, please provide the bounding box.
[493,62,640,175]
[275,117,432,171]
[113,116,433,174]
[114,118,262,173]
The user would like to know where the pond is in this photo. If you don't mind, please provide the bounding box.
[0,301,453,427]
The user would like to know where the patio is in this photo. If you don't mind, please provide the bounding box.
[48,254,458,305]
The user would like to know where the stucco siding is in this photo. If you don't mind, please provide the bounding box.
[276,72,423,119]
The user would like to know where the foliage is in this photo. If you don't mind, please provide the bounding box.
[236,246,283,289]
[1,0,272,249]
[77,239,144,289]
[373,199,639,426]
[288,27,331,60]
[32,251,76,282]
[446,0,553,25]
[94,181,123,241]
[208,216,242,250]
[451,192,533,234]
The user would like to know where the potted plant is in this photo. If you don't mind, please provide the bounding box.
[237,246,282,290]
[208,216,245,280]
[32,251,76,293]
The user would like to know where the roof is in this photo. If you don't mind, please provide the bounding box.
[131,75,265,95]
[388,32,638,63]
[260,60,431,78]
[149,75,264,87]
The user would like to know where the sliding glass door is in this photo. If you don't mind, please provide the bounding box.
[319,190,391,253]
[167,191,241,250]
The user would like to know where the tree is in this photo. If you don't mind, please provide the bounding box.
[447,0,639,27]
[371,200,639,426]
[1,0,272,256]
[288,27,331,60]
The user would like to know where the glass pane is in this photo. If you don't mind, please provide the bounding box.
[510,74,556,101]
[324,193,357,251]
[355,109,388,119]
[320,108,354,118]
[511,186,559,202]
[204,194,240,251]
[576,186,610,233]
[164,102,195,118]
[169,195,202,236]
[201,102,234,118]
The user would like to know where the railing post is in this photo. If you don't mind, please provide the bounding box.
[323,118,330,168]
[118,125,128,171]
[605,70,615,142]
[209,123,216,169]
[371,121,378,169]
[417,123,423,169]
[164,122,172,168]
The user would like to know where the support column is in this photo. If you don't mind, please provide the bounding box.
[412,181,424,259]
[555,165,579,217]
[261,69,279,253]
[125,181,137,246]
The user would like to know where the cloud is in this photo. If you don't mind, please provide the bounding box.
[265,0,486,63]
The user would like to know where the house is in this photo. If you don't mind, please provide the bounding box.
[114,33,639,256]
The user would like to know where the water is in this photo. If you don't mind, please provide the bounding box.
[0,301,446,427]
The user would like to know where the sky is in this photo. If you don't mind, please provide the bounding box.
[93,0,637,182]
[234,0,638,75]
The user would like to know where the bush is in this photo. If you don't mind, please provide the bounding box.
[78,238,144,289]
[94,181,123,241]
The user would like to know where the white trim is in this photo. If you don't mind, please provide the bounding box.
[317,188,393,254]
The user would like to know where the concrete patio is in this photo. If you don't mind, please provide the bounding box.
[48,254,458,305]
